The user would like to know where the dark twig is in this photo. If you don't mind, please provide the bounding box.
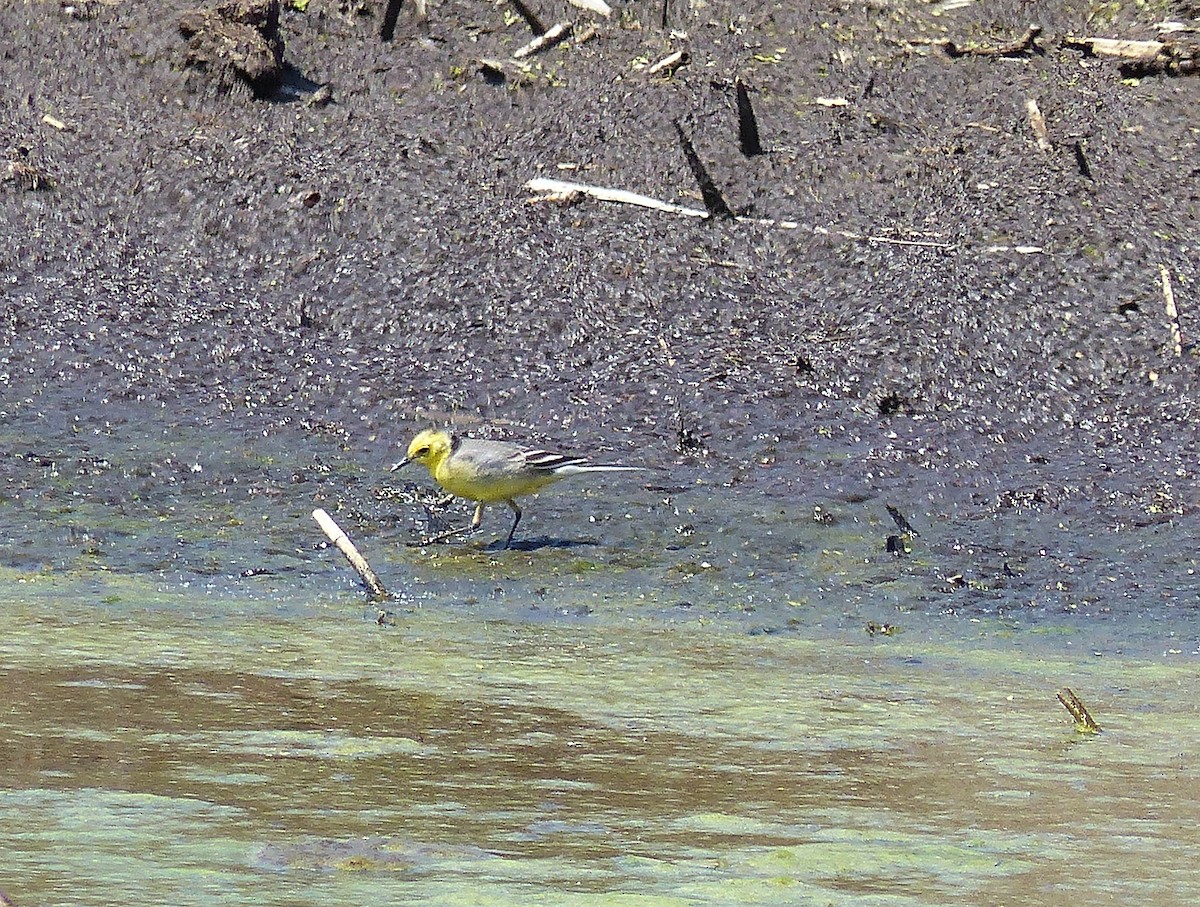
[886,504,919,537]
[509,0,547,36]
[1073,140,1093,179]
[380,0,403,41]
[736,79,763,157]
[1057,687,1102,733]
[672,120,733,219]
[942,24,1043,59]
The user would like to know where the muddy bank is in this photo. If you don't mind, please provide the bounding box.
[1,0,1198,621]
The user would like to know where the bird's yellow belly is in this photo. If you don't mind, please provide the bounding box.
[433,465,558,502]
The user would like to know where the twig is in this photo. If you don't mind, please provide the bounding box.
[567,0,611,15]
[1073,140,1093,179]
[525,176,961,249]
[478,58,511,84]
[691,255,744,269]
[1057,687,1102,733]
[313,508,388,599]
[1063,35,1198,76]
[647,49,690,78]
[736,79,763,157]
[983,244,1044,254]
[508,0,547,36]
[1064,36,1165,62]
[1025,98,1052,151]
[512,21,572,59]
[672,120,733,219]
[4,159,55,191]
[814,225,952,249]
[942,24,1043,58]
[380,0,403,41]
[886,504,919,537]
[1160,264,1184,356]
[527,176,708,217]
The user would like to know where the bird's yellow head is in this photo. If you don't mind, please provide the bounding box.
[392,428,455,474]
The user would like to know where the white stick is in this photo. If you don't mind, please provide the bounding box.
[513,21,572,59]
[812,225,950,249]
[1025,98,1052,152]
[567,0,611,15]
[1160,264,1183,357]
[647,50,689,77]
[526,177,953,247]
[1080,37,1165,60]
[527,176,709,218]
[313,508,388,598]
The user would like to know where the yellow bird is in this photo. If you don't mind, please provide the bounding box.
[392,428,642,548]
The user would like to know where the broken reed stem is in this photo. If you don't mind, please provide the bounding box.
[1063,36,1164,62]
[1057,687,1102,733]
[513,21,572,59]
[1061,35,1197,76]
[736,79,763,157]
[528,176,709,217]
[647,50,689,77]
[380,0,428,41]
[1025,98,1052,152]
[380,0,403,41]
[1160,264,1183,357]
[313,508,388,599]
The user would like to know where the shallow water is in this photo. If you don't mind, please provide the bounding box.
[2,406,1199,906]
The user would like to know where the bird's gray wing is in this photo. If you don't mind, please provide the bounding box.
[451,439,585,478]
[514,448,590,473]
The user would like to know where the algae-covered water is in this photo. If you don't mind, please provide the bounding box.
[4,583,1199,907]
[2,408,1199,907]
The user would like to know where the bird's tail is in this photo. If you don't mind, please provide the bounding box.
[553,464,646,476]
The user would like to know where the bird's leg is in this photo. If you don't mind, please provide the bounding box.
[416,501,486,546]
[502,499,522,549]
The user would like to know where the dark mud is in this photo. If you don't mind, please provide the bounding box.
[2,0,1199,626]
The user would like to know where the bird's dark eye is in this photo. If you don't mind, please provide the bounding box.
[416,447,430,456]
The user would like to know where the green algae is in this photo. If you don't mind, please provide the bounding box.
[144,729,433,760]
[2,579,1200,907]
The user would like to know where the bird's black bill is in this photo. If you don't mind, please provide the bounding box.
[390,457,412,472]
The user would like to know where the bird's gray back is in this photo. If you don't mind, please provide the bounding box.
[455,439,589,477]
